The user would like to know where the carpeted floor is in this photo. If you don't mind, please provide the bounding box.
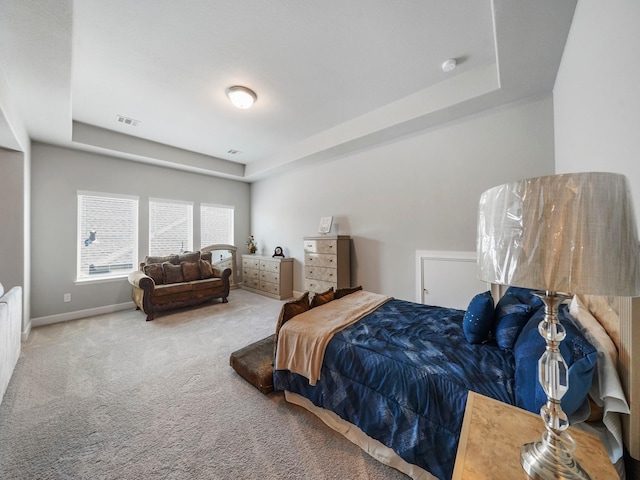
[0,289,409,479]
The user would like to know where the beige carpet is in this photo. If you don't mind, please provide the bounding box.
[0,289,409,479]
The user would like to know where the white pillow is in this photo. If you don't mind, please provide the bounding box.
[578,294,621,353]
[570,295,629,463]
[570,295,617,366]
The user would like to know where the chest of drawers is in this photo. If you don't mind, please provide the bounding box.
[241,255,293,300]
[303,235,350,294]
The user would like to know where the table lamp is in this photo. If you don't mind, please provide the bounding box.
[477,172,640,479]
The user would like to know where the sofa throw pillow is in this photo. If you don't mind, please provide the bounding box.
[178,251,201,264]
[143,263,164,285]
[145,254,179,265]
[200,251,213,263]
[334,285,363,299]
[514,304,597,418]
[310,287,334,308]
[463,291,495,344]
[181,261,201,282]
[274,291,310,356]
[163,262,184,284]
[493,287,541,350]
[199,259,215,279]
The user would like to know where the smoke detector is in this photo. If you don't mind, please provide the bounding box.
[116,115,141,126]
[441,58,457,72]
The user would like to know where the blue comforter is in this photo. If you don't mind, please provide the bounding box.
[274,299,515,480]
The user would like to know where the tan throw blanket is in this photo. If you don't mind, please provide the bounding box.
[275,291,392,386]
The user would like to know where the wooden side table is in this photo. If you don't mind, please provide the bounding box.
[453,391,617,479]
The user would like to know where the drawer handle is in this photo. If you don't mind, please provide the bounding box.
[329,259,334,263]
[329,273,333,277]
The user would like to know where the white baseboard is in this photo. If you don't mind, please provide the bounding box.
[25,301,136,340]
[21,321,31,342]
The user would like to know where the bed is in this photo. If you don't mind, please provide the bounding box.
[272,286,639,480]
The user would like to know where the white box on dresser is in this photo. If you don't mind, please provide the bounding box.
[241,255,293,300]
[303,235,351,294]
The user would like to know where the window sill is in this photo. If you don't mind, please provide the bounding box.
[75,274,131,285]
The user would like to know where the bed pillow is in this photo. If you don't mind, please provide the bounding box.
[570,295,630,443]
[310,287,334,308]
[578,294,621,353]
[463,291,495,344]
[274,292,310,356]
[514,304,597,417]
[503,286,544,309]
[570,295,617,366]
[334,285,363,299]
[493,287,542,350]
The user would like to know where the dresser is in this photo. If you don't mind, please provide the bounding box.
[303,235,351,294]
[241,255,293,300]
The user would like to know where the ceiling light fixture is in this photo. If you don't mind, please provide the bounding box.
[441,58,457,72]
[226,86,257,109]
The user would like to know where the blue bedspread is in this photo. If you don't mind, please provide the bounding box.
[274,299,515,480]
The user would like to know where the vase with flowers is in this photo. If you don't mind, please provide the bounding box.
[246,235,257,254]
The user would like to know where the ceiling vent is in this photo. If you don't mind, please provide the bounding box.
[116,115,140,126]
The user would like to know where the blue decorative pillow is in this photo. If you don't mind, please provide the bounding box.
[463,291,495,344]
[493,287,541,350]
[513,304,597,417]
[503,286,545,310]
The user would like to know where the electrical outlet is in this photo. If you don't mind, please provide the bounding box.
[63,293,71,303]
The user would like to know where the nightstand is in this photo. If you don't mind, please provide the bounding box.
[453,391,617,479]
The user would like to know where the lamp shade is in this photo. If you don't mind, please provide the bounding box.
[477,172,640,296]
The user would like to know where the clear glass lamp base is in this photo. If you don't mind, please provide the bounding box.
[521,424,592,480]
[521,292,593,480]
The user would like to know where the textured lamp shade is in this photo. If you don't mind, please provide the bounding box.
[477,172,640,479]
[477,172,640,296]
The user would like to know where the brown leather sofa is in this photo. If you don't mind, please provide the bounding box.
[128,250,231,321]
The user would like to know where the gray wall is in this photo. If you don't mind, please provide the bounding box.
[30,143,250,319]
[0,148,24,292]
[251,95,556,301]
[1,68,31,335]
[554,0,640,220]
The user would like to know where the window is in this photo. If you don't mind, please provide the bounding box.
[77,191,138,281]
[149,198,193,256]
[201,203,234,247]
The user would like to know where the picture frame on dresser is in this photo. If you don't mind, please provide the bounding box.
[318,216,333,235]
